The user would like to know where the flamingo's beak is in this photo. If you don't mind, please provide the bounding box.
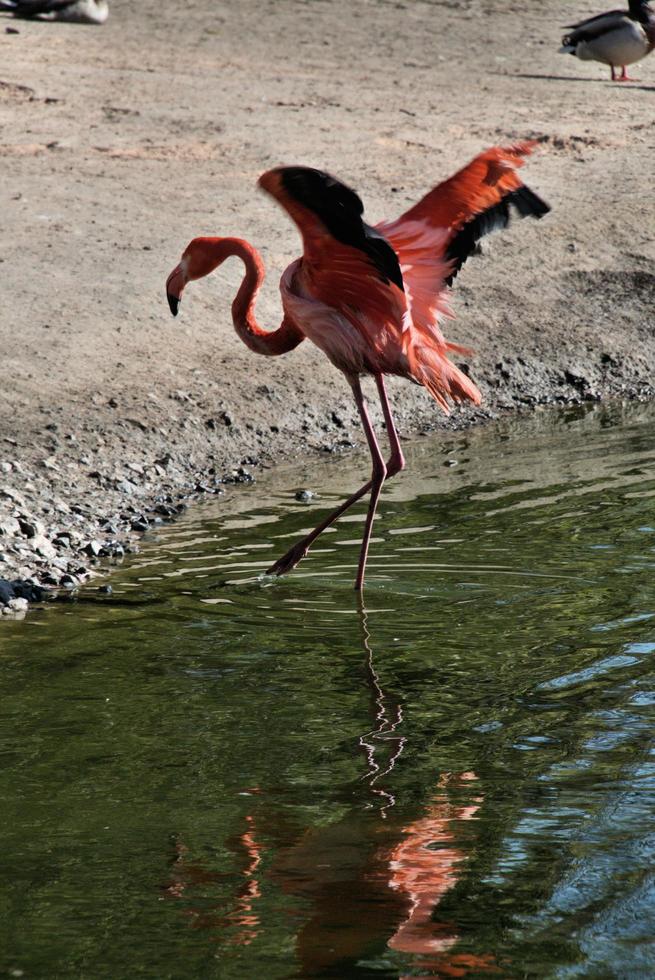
[166,262,186,317]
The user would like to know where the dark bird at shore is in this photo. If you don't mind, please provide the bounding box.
[165,145,549,590]
[0,0,108,22]
[559,0,655,80]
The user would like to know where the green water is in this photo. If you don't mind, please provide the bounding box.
[2,403,655,979]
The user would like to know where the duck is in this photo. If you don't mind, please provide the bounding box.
[0,0,108,23]
[559,0,655,80]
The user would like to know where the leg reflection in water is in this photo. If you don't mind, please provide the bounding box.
[358,600,407,817]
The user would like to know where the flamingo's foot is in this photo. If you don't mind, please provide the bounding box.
[266,543,309,577]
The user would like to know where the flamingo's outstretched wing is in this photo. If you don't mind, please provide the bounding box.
[258,166,407,330]
[376,143,548,409]
[381,142,549,297]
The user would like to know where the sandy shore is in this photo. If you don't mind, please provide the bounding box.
[1,0,654,610]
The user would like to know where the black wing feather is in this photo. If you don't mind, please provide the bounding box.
[280,166,404,292]
[444,185,550,286]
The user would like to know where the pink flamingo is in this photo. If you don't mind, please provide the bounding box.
[166,144,549,590]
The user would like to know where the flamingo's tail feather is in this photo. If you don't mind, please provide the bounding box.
[445,340,475,357]
[403,332,481,414]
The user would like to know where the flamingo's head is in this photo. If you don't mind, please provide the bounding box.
[166,237,229,317]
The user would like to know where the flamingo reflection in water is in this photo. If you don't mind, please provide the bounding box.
[160,607,496,975]
[387,772,497,977]
[161,806,264,946]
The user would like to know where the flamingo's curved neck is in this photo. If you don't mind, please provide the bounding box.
[203,237,303,356]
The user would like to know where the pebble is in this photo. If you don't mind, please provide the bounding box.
[18,518,43,539]
[0,580,14,605]
[82,540,105,558]
[116,479,138,495]
[0,518,21,537]
[1,488,26,507]
[32,535,57,559]
[0,579,47,605]
[295,489,315,502]
[223,467,253,484]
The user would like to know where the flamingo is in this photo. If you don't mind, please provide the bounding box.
[166,143,549,590]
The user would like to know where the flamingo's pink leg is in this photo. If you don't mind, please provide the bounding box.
[266,475,373,578]
[352,378,388,591]
[352,375,405,590]
[266,374,404,585]
[375,374,405,479]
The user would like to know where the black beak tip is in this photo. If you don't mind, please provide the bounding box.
[167,292,179,317]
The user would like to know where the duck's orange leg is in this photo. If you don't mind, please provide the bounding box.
[614,65,636,81]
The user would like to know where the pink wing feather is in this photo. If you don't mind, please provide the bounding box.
[258,148,547,413]
[378,142,547,410]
